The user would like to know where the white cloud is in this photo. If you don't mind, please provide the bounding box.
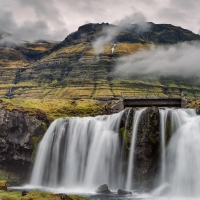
[114,42,200,80]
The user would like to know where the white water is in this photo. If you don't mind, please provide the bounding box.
[119,109,132,186]
[166,109,200,197]
[27,108,200,199]
[125,109,145,190]
[30,112,124,191]
[159,108,171,184]
[111,44,116,54]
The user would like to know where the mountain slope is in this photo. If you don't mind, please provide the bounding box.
[1,22,200,99]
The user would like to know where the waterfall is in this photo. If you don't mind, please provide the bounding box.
[125,109,145,190]
[28,107,200,197]
[6,68,23,98]
[159,108,171,184]
[30,111,124,191]
[166,109,200,197]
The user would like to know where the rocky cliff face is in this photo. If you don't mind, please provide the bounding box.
[120,106,200,191]
[120,107,160,191]
[0,100,50,185]
[134,107,160,190]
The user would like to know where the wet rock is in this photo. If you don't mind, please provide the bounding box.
[133,107,160,191]
[95,184,111,194]
[119,107,160,191]
[58,193,72,200]
[118,189,132,195]
[22,190,29,196]
[196,107,200,115]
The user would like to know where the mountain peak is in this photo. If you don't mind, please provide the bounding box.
[77,23,110,34]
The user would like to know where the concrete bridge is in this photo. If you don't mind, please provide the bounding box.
[110,97,187,113]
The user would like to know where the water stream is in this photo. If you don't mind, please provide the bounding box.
[125,109,145,190]
[166,109,200,197]
[30,111,124,191]
[159,108,171,184]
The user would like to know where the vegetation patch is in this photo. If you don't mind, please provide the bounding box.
[0,170,21,186]
[2,98,104,119]
[0,190,90,200]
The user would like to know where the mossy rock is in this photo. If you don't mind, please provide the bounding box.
[0,180,7,191]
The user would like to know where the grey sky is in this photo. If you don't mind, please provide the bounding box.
[0,0,200,41]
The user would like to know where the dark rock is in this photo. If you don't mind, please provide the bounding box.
[95,184,111,194]
[22,190,29,196]
[58,193,72,200]
[196,107,200,115]
[118,189,132,195]
[119,107,160,191]
[133,107,160,191]
[0,101,50,185]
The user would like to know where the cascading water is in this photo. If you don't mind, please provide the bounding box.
[119,109,132,186]
[159,108,171,184]
[30,112,124,191]
[125,109,145,190]
[166,109,200,197]
[26,107,200,199]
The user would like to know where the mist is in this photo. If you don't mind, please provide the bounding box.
[114,41,200,80]
[93,12,150,55]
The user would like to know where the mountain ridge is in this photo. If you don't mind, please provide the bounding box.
[1,22,200,100]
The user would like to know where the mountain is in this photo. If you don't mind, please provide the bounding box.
[1,22,200,100]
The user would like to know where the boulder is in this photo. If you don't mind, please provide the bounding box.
[95,184,111,194]
[22,191,29,196]
[118,189,132,195]
[196,107,200,115]
[58,194,72,200]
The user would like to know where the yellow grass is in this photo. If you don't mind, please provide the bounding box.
[2,98,102,119]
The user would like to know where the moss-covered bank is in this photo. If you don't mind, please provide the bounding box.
[0,189,90,200]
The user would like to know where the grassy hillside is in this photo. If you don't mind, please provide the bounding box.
[2,98,105,119]
[1,22,200,101]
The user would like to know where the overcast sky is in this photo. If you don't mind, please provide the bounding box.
[0,0,200,41]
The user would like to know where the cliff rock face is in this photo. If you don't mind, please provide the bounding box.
[0,101,50,185]
[120,107,160,191]
[134,107,160,190]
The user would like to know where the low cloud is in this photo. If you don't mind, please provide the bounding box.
[93,12,149,55]
[0,8,68,44]
[114,42,200,80]
[114,12,148,29]
[93,25,120,55]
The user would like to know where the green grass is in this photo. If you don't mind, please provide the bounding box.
[0,190,22,200]
[2,98,104,119]
[0,190,90,200]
